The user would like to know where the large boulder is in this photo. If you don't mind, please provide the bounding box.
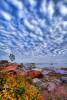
[27,70,43,78]
[32,78,48,90]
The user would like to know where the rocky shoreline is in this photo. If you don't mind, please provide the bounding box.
[0,60,67,100]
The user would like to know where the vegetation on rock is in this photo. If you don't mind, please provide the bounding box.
[25,76,32,84]
[29,63,36,70]
[0,72,42,100]
[18,63,25,70]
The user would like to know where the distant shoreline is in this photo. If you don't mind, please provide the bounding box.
[35,63,67,68]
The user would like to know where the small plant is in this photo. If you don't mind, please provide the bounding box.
[0,78,6,87]
[30,96,35,100]
[18,63,25,70]
[22,96,25,100]
[7,88,11,93]
[29,63,36,70]
[25,77,32,84]
[14,86,25,95]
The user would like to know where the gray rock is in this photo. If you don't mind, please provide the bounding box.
[32,78,47,90]
[32,78,41,84]
[32,78,57,91]
[60,77,67,83]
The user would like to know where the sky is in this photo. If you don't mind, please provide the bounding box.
[0,0,67,63]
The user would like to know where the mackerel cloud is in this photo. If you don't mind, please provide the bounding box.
[0,0,67,57]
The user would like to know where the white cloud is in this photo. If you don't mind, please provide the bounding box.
[47,0,54,19]
[0,11,12,21]
[63,21,67,26]
[24,19,35,30]
[9,0,23,10]
[60,5,67,16]
[40,0,47,15]
[35,27,43,36]
[28,0,37,7]
[30,33,37,39]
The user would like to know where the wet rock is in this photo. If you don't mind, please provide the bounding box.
[27,70,43,78]
[60,77,67,83]
[32,78,47,90]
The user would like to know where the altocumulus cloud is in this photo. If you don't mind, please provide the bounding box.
[0,0,67,62]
